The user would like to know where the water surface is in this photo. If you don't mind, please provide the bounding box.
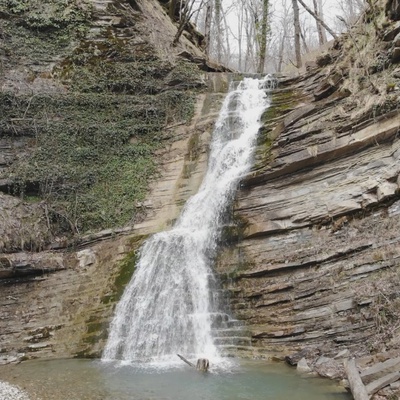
[0,359,351,400]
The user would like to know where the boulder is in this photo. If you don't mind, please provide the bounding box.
[392,47,400,62]
[315,358,345,380]
[383,21,400,41]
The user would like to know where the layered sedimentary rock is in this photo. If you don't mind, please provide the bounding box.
[216,4,400,367]
[0,80,226,361]
[0,0,228,362]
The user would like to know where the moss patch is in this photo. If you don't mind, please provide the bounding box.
[0,0,92,67]
[254,89,299,168]
[101,235,147,305]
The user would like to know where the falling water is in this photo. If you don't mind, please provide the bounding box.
[103,76,272,365]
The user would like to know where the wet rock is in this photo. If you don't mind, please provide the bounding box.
[316,356,332,366]
[285,348,320,366]
[297,358,312,373]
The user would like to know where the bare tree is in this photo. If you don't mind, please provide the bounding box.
[317,0,328,41]
[292,0,302,68]
[296,0,337,39]
[257,0,270,73]
[203,0,213,56]
[312,0,327,44]
[173,0,201,46]
[215,0,223,62]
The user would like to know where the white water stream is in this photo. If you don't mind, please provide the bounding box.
[103,76,272,365]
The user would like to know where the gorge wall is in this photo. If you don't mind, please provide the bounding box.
[0,0,228,362]
[1,2,400,396]
[216,0,400,379]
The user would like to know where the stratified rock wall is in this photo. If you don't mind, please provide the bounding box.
[0,74,229,362]
[216,5,400,360]
[0,0,230,362]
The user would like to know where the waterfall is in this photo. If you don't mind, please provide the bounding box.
[102,76,272,365]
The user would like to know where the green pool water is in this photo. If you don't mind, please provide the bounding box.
[0,358,352,400]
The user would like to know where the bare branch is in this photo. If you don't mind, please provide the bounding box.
[297,0,338,39]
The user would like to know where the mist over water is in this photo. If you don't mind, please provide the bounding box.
[103,77,272,365]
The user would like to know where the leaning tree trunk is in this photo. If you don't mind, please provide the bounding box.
[344,359,369,400]
[297,0,337,39]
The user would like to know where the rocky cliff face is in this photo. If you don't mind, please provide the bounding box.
[0,0,223,246]
[1,2,400,395]
[0,0,228,361]
[216,0,400,372]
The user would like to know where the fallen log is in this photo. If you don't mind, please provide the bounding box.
[177,354,195,368]
[366,371,400,396]
[177,354,209,372]
[345,359,369,400]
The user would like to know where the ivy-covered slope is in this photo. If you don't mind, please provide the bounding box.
[0,0,205,246]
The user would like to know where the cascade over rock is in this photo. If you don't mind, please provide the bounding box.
[1,1,400,397]
[103,77,271,364]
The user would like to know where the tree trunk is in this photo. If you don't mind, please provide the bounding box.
[222,11,231,65]
[300,26,309,53]
[204,1,212,57]
[313,0,325,45]
[177,354,195,367]
[172,0,196,46]
[292,0,302,68]
[169,0,178,20]
[297,0,337,39]
[317,0,328,42]
[215,0,222,63]
[257,0,269,73]
[177,354,209,372]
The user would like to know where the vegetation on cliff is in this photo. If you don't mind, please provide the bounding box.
[0,0,203,238]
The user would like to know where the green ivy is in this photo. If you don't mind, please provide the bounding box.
[1,88,196,234]
[0,0,92,31]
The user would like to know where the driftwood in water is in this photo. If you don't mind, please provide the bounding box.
[177,354,209,372]
[344,359,369,400]
[196,358,209,372]
[177,354,195,368]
